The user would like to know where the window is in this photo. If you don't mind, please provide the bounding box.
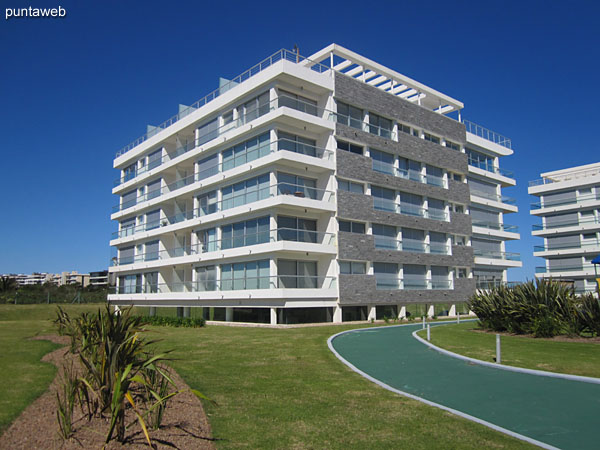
[337,101,362,129]
[278,131,316,157]
[121,190,137,210]
[453,204,465,214]
[222,174,270,210]
[338,220,365,234]
[466,148,494,172]
[221,216,270,249]
[402,228,426,253]
[403,264,428,289]
[337,140,363,155]
[144,240,159,261]
[146,210,160,230]
[119,246,134,265]
[338,179,364,194]
[222,110,234,125]
[339,261,367,274]
[429,232,448,254]
[372,185,396,212]
[242,92,269,123]
[197,118,219,146]
[277,173,317,199]
[426,165,444,187]
[369,113,392,138]
[399,192,423,217]
[431,266,450,289]
[370,148,395,175]
[278,259,317,288]
[278,90,318,116]
[223,132,270,170]
[197,153,219,181]
[196,265,216,291]
[399,158,422,182]
[423,132,440,144]
[374,262,399,290]
[445,140,460,151]
[197,190,217,216]
[278,216,317,243]
[146,179,161,200]
[123,163,136,182]
[453,173,463,182]
[453,235,467,246]
[119,274,141,294]
[221,260,269,290]
[148,149,162,170]
[144,272,158,293]
[428,198,447,220]
[457,268,468,278]
[398,123,411,135]
[373,223,398,249]
[198,228,217,253]
[120,218,136,236]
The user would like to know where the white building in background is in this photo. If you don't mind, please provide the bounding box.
[529,162,600,295]
[108,43,520,324]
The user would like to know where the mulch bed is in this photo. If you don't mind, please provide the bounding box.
[0,335,215,449]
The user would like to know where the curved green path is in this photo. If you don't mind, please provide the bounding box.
[330,323,600,450]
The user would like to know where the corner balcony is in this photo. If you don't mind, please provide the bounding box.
[111,229,337,271]
[473,249,522,268]
[531,192,600,214]
[467,156,516,187]
[471,221,520,240]
[470,190,518,213]
[463,120,513,156]
[111,183,336,244]
[535,265,597,278]
[532,216,600,236]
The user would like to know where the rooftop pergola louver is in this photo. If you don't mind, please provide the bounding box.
[308,44,463,115]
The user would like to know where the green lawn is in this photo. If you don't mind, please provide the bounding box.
[0,305,534,449]
[419,321,600,378]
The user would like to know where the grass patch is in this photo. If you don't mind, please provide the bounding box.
[419,321,600,378]
[0,305,534,448]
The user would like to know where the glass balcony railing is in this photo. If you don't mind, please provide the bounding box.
[112,275,337,294]
[372,197,449,221]
[470,190,517,205]
[534,241,600,252]
[462,119,512,149]
[531,193,600,210]
[373,236,450,254]
[473,250,521,261]
[471,221,519,233]
[536,265,595,274]
[112,183,335,239]
[467,156,514,179]
[113,138,334,213]
[375,274,454,291]
[475,279,521,289]
[112,229,336,265]
[371,162,446,188]
[532,216,600,231]
[114,95,332,188]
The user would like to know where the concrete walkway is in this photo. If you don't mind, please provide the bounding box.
[329,323,600,450]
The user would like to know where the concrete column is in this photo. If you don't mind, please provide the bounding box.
[449,304,456,317]
[368,305,376,321]
[270,308,277,325]
[399,305,406,319]
[225,307,233,322]
[427,304,435,318]
[333,305,342,323]
[183,307,191,318]
[149,307,156,317]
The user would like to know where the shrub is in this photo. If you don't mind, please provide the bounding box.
[139,315,206,328]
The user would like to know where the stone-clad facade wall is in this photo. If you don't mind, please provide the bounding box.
[333,72,474,306]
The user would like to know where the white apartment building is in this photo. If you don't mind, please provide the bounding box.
[109,44,520,324]
[529,162,600,295]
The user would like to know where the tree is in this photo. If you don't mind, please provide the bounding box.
[0,276,17,292]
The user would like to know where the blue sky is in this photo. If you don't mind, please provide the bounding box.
[1,0,599,279]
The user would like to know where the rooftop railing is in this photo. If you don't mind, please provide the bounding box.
[462,119,512,149]
[531,192,600,210]
[115,50,330,158]
[112,229,336,266]
[112,183,335,239]
[529,167,600,187]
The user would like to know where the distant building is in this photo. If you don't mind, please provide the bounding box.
[89,270,113,287]
[61,271,90,287]
[529,162,600,295]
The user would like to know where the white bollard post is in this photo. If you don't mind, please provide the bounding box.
[496,334,501,364]
[422,316,426,329]
[427,324,431,341]
[457,312,460,324]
